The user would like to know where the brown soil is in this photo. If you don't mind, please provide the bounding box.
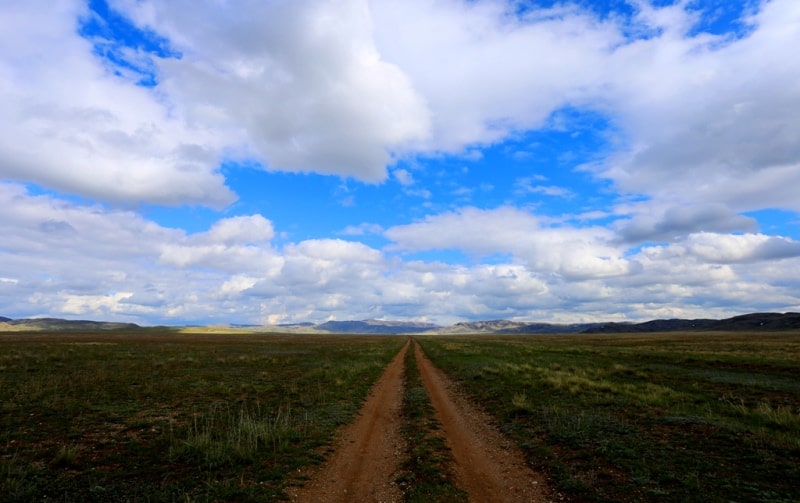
[290,339,554,502]
[414,341,552,503]
[288,341,409,503]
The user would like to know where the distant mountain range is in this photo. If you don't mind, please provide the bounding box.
[0,317,139,331]
[272,312,800,334]
[287,312,800,334]
[316,319,440,334]
[2,312,800,334]
[581,312,800,333]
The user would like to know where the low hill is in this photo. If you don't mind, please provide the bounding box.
[0,317,140,331]
[583,312,800,333]
[315,319,441,334]
[432,320,612,334]
[3,312,799,335]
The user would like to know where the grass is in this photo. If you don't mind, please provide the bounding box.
[398,344,467,502]
[0,330,405,502]
[171,402,304,467]
[5,329,799,502]
[417,331,800,502]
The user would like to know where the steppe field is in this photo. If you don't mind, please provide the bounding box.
[1,330,799,502]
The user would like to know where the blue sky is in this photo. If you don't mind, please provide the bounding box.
[1,0,800,326]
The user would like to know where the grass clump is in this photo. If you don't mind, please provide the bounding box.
[173,403,305,467]
[50,444,80,469]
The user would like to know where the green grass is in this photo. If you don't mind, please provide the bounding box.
[6,329,799,502]
[0,330,405,502]
[418,332,800,502]
[398,345,467,502]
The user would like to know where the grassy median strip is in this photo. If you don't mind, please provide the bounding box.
[418,332,800,503]
[0,331,405,502]
[398,341,467,502]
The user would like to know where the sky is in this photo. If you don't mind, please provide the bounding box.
[1,0,800,326]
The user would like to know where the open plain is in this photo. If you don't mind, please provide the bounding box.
[1,330,799,502]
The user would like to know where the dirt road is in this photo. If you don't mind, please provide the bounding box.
[290,338,551,502]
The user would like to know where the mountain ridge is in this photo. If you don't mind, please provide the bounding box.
[2,312,799,334]
[0,317,139,331]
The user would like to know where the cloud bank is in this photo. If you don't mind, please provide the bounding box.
[1,0,799,324]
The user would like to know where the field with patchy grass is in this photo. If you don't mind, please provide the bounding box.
[418,331,800,502]
[0,331,404,502]
[3,330,799,502]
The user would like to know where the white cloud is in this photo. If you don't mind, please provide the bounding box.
[385,206,633,279]
[0,0,235,207]
[111,0,431,181]
[1,184,799,325]
[158,216,282,274]
[615,203,759,244]
[7,0,798,215]
[204,215,274,245]
[593,0,800,213]
[3,2,800,325]
[684,232,800,264]
[341,223,384,236]
[371,0,620,153]
[393,168,415,186]
[370,0,800,222]
[62,292,134,316]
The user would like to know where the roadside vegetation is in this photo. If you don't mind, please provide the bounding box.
[0,331,404,502]
[418,332,800,502]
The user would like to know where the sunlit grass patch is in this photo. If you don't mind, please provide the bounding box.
[172,403,307,467]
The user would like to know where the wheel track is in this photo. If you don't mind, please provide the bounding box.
[289,338,553,502]
[288,340,409,502]
[413,340,552,503]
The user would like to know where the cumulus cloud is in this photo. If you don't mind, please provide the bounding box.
[1,0,430,205]
[7,0,799,214]
[370,0,620,152]
[0,0,235,206]
[2,184,799,325]
[3,1,800,325]
[110,0,431,181]
[158,215,282,273]
[370,0,800,219]
[685,233,800,264]
[615,203,759,244]
[385,206,633,279]
[595,0,800,213]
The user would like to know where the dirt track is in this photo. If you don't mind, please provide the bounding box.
[290,338,551,502]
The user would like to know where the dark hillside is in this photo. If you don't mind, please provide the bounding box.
[584,312,800,333]
[1,318,139,331]
[316,320,439,334]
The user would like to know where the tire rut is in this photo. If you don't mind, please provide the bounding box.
[290,339,554,502]
[414,340,552,503]
[288,340,409,503]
